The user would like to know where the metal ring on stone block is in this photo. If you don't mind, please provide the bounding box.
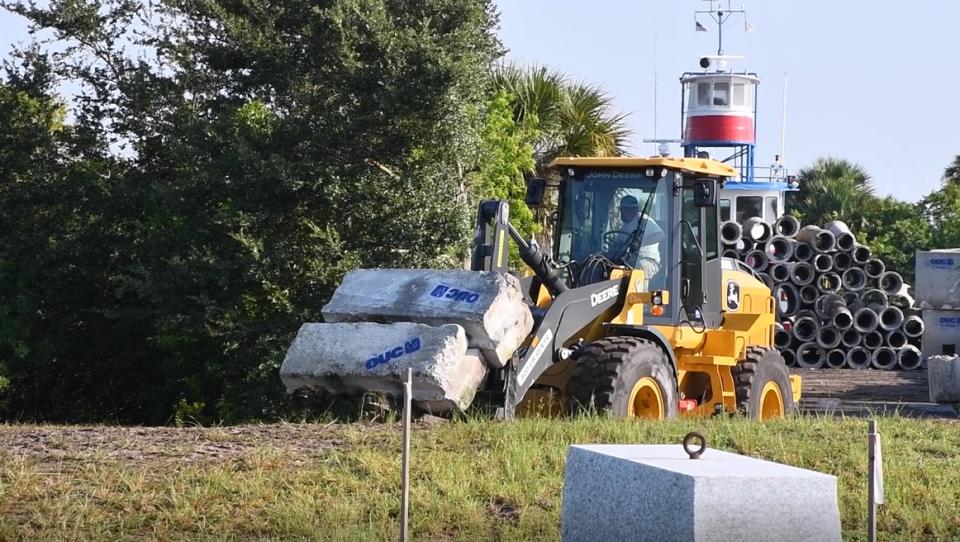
[683,432,707,459]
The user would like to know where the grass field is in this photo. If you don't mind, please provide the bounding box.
[1,415,959,541]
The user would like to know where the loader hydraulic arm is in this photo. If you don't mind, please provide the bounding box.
[472,200,567,297]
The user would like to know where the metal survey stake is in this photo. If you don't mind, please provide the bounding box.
[400,368,412,542]
[867,419,883,542]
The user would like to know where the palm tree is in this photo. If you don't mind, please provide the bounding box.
[491,64,630,174]
[791,157,875,228]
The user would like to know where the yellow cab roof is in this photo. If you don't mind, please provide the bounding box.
[547,156,738,179]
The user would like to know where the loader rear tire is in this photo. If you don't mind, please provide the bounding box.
[568,336,678,419]
[733,346,796,420]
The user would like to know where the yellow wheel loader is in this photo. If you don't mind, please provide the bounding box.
[281,156,801,420]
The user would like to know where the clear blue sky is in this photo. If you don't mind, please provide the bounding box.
[494,0,960,202]
[2,2,957,201]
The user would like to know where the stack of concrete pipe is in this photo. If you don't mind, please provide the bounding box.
[723,217,922,370]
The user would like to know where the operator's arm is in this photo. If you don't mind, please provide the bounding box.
[642,217,665,245]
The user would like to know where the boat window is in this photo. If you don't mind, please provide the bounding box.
[713,82,729,106]
[765,196,778,220]
[720,198,731,222]
[736,196,762,222]
[733,83,745,106]
[698,83,710,106]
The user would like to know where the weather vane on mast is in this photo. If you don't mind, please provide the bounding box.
[695,1,752,56]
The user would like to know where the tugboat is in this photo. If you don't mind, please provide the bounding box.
[675,1,798,226]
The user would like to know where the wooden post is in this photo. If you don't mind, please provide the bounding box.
[400,368,412,542]
[867,419,877,542]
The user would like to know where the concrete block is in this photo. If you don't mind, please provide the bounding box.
[920,309,960,360]
[915,250,960,308]
[928,355,960,403]
[322,269,534,367]
[562,444,841,542]
[280,322,486,412]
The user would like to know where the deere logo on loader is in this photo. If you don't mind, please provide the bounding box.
[590,284,620,307]
[726,281,740,311]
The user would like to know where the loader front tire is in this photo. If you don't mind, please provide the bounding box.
[568,337,678,419]
[733,346,796,420]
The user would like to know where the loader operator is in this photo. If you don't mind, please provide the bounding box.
[609,195,665,282]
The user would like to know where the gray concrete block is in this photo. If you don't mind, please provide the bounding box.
[280,322,486,412]
[920,310,960,360]
[562,444,841,542]
[915,250,960,309]
[928,355,960,403]
[322,269,533,367]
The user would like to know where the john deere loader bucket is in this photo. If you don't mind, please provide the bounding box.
[280,269,534,413]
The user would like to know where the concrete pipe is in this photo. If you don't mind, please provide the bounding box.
[846,347,872,370]
[860,289,888,309]
[886,329,908,349]
[864,259,886,279]
[795,309,817,322]
[826,349,847,369]
[793,242,815,261]
[799,285,819,305]
[775,215,800,238]
[863,330,884,350]
[722,248,739,259]
[897,345,923,371]
[817,326,843,350]
[888,293,913,310]
[742,217,772,243]
[816,272,842,294]
[814,293,845,319]
[841,328,862,348]
[781,348,797,367]
[825,220,856,252]
[852,244,871,265]
[878,305,904,331]
[744,249,769,272]
[832,252,853,272]
[769,262,791,282]
[878,271,904,296]
[720,221,743,245]
[797,342,826,369]
[841,267,868,292]
[775,328,793,349]
[796,225,836,252]
[789,261,816,286]
[792,316,819,342]
[735,238,753,252]
[765,236,795,263]
[871,347,898,370]
[843,291,861,307]
[832,309,854,330]
[773,283,801,317]
[812,253,833,273]
[853,307,879,333]
[902,315,924,338]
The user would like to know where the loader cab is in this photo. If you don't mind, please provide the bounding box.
[548,157,736,328]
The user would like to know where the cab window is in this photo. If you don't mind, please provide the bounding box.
[713,82,729,106]
[719,198,731,222]
[765,197,778,221]
[736,196,762,222]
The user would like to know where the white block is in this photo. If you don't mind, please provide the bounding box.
[915,250,960,309]
[928,355,960,403]
[280,322,486,412]
[562,445,841,542]
[322,269,533,367]
[920,310,960,360]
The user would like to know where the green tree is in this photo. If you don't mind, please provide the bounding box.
[790,157,875,228]
[1,0,501,423]
[922,180,960,250]
[492,64,630,173]
[943,154,960,184]
[859,197,931,283]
